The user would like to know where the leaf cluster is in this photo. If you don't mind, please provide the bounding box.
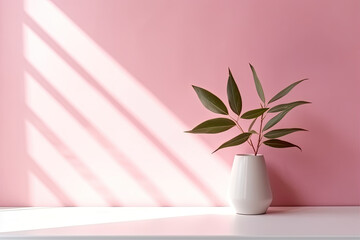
[186,64,310,155]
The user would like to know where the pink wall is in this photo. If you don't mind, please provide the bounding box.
[0,0,359,206]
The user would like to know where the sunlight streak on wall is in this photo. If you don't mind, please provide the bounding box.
[23,24,213,205]
[28,171,63,206]
[26,118,106,205]
[24,71,159,205]
[24,0,230,205]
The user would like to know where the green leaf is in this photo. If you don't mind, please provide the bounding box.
[263,110,289,131]
[241,108,269,119]
[263,139,302,151]
[249,63,265,103]
[264,128,307,139]
[268,79,308,104]
[249,130,258,134]
[213,132,252,153]
[227,68,242,115]
[192,86,228,115]
[268,101,311,113]
[185,118,236,134]
[248,118,257,131]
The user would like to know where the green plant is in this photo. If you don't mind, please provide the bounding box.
[186,64,310,155]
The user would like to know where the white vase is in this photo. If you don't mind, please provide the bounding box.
[228,154,272,215]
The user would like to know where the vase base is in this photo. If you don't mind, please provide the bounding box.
[236,211,267,215]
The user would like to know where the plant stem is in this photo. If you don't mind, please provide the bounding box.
[229,115,256,154]
[254,114,264,155]
[254,104,267,155]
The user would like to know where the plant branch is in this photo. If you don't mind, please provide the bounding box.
[254,104,268,155]
[229,115,256,154]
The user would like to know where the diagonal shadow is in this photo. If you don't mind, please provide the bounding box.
[25,63,171,206]
[28,156,74,206]
[24,15,224,206]
[26,107,123,206]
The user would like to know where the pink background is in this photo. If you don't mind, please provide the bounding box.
[0,0,359,206]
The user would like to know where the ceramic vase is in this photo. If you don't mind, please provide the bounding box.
[228,154,272,214]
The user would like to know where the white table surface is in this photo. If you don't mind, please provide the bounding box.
[0,207,359,239]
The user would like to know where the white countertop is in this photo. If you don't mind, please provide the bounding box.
[0,207,359,239]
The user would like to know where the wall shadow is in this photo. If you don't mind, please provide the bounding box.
[28,156,74,206]
[264,113,360,206]
[26,107,123,206]
[2,0,358,206]
[48,0,360,206]
[267,164,299,207]
[25,62,173,206]
[24,14,224,206]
